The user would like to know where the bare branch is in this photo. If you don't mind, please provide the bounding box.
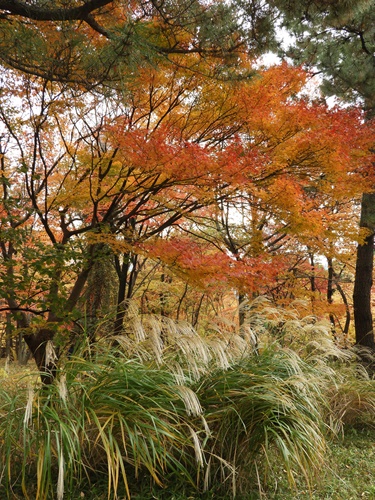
[0,305,50,315]
[0,0,112,22]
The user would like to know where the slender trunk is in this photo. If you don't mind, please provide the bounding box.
[192,294,205,328]
[335,280,351,337]
[5,313,12,360]
[327,257,336,334]
[308,252,316,315]
[8,265,91,383]
[126,254,138,300]
[353,192,375,350]
[176,283,189,321]
[114,254,129,335]
[238,292,246,327]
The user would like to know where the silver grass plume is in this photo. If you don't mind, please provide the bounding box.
[24,386,34,427]
[45,340,58,366]
[57,441,65,500]
[174,384,203,416]
[57,373,68,403]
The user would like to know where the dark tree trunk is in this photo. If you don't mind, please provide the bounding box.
[176,283,189,321]
[114,254,129,335]
[7,264,91,383]
[192,294,205,328]
[5,313,12,360]
[353,192,375,350]
[238,292,246,327]
[114,253,140,334]
[327,257,337,339]
[308,251,316,315]
[335,281,351,337]
[23,328,57,384]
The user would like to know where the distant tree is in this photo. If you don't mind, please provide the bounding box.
[142,65,374,327]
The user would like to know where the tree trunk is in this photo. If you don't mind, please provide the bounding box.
[327,256,337,340]
[6,263,91,383]
[114,254,129,335]
[192,294,205,328]
[238,292,246,327]
[5,313,12,360]
[353,192,375,350]
[23,328,57,384]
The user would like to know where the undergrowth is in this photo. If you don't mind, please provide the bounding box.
[1,299,375,499]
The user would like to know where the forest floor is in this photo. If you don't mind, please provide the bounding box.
[266,425,375,500]
[1,359,375,499]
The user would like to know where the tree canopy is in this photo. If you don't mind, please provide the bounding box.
[273,0,375,348]
[0,0,278,85]
[0,0,374,378]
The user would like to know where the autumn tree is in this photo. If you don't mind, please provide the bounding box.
[0,0,285,382]
[140,65,374,333]
[0,54,256,380]
[272,0,375,348]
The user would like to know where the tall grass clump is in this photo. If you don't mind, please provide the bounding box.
[241,297,375,435]
[327,359,375,434]
[0,352,330,498]
[196,346,328,497]
[0,347,208,499]
[5,298,375,498]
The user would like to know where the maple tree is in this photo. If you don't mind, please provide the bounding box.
[272,0,375,348]
[139,64,374,331]
[0,57,251,379]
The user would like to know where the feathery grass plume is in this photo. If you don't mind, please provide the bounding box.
[196,346,327,496]
[45,340,58,366]
[128,314,147,343]
[147,315,165,363]
[241,297,354,368]
[108,307,236,379]
[173,385,203,417]
[242,296,288,336]
[188,426,205,467]
[56,440,65,500]
[23,386,34,427]
[57,373,68,404]
[240,299,375,439]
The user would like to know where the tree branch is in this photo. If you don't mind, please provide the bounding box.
[0,305,50,315]
[0,0,112,22]
[0,0,113,37]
